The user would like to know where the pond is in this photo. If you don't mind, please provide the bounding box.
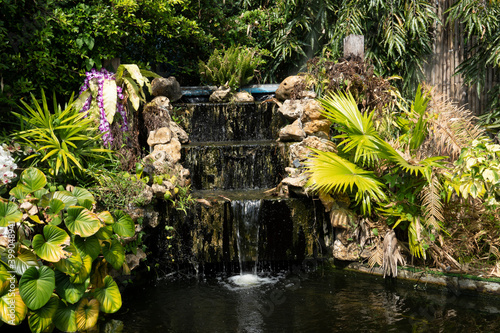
[114,266,500,332]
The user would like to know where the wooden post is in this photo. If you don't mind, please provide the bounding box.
[343,34,364,59]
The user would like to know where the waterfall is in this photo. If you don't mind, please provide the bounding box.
[232,199,261,274]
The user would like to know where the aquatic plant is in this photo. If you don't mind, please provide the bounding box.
[0,167,136,331]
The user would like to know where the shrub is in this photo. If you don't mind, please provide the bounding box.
[0,167,136,331]
[13,90,111,182]
[199,45,267,90]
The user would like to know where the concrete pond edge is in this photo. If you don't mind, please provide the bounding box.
[344,262,500,296]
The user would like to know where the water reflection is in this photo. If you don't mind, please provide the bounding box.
[114,269,500,333]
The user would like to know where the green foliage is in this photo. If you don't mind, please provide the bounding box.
[199,45,267,90]
[0,167,137,331]
[447,0,500,91]
[448,0,500,134]
[306,88,446,258]
[0,0,205,108]
[90,171,149,211]
[13,90,111,180]
[445,137,500,208]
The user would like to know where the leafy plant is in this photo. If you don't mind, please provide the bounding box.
[0,167,136,331]
[90,170,150,211]
[199,45,267,90]
[74,65,160,147]
[13,90,111,180]
[445,137,500,208]
[305,88,446,258]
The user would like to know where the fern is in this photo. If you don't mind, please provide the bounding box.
[199,45,266,90]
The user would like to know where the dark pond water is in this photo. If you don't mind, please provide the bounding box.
[114,267,500,333]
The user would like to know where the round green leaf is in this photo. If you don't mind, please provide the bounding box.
[98,211,114,226]
[65,206,101,237]
[95,225,113,240]
[0,201,22,227]
[33,188,49,200]
[93,276,122,313]
[0,288,27,325]
[19,168,47,193]
[32,225,70,262]
[10,246,40,276]
[47,198,65,215]
[9,185,27,201]
[53,244,82,276]
[70,254,92,284]
[53,300,77,332]
[19,266,55,310]
[0,265,12,295]
[41,191,78,209]
[74,235,100,261]
[71,187,95,206]
[76,298,99,331]
[28,295,59,333]
[54,271,86,305]
[112,210,135,237]
[102,240,125,270]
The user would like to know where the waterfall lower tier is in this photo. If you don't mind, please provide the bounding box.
[156,195,331,274]
[232,200,261,274]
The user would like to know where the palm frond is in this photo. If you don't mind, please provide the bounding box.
[319,91,382,166]
[420,171,444,231]
[423,84,485,161]
[305,149,386,215]
[408,217,426,259]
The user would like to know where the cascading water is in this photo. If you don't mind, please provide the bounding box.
[232,199,261,274]
[228,199,279,287]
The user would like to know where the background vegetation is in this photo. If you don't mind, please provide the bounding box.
[1,1,498,116]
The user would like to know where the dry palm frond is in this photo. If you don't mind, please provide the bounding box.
[420,84,485,161]
[420,171,444,230]
[382,229,406,278]
[368,240,384,268]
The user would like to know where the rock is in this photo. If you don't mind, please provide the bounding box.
[285,167,301,177]
[170,121,190,144]
[150,96,172,113]
[143,103,171,131]
[178,167,191,187]
[144,209,160,228]
[209,86,232,103]
[302,119,332,136]
[278,118,306,141]
[151,76,182,102]
[197,198,212,207]
[147,127,172,146]
[300,100,324,122]
[289,136,336,163]
[281,173,310,196]
[151,137,181,164]
[126,248,147,271]
[299,90,317,99]
[139,187,153,206]
[279,99,307,120]
[333,238,360,261]
[151,183,167,197]
[275,75,304,101]
[231,91,254,103]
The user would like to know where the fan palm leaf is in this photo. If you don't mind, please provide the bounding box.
[319,91,382,166]
[305,149,386,215]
